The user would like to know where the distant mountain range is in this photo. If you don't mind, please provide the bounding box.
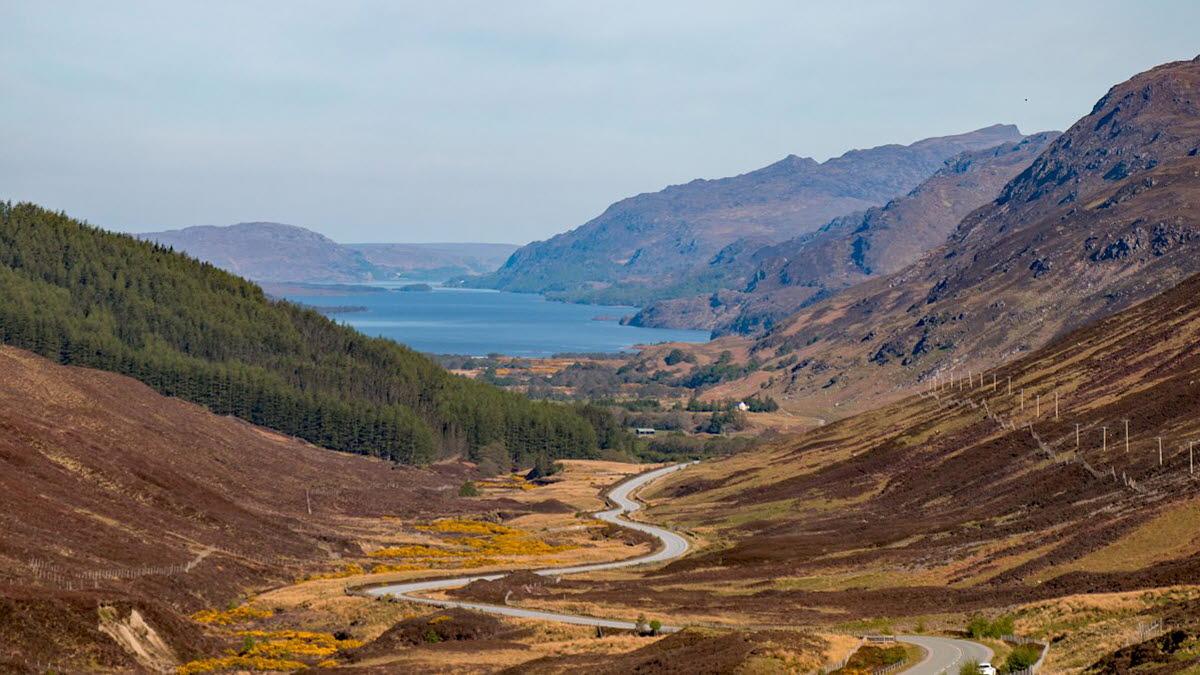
[651,54,1200,415]
[460,124,1027,306]
[626,130,1060,333]
[141,222,518,283]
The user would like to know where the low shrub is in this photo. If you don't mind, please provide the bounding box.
[1002,644,1041,673]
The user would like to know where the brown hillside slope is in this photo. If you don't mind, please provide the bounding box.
[627,131,1059,332]
[527,271,1200,625]
[0,346,489,672]
[470,125,1024,305]
[655,55,1200,419]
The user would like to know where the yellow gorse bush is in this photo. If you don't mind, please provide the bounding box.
[177,656,306,674]
[300,562,366,581]
[418,518,517,536]
[235,630,363,659]
[368,544,456,559]
[370,518,574,566]
[191,605,272,625]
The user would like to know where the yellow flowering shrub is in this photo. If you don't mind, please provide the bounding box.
[368,544,455,559]
[235,630,363,659]
[418,518,517,536]
[177,656,306,673]
[300,562,365,581]
[191,605,272,625]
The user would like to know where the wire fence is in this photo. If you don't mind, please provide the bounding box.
[21,547,215,590]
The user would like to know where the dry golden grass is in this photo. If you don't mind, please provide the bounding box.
[1007,585,1200,674]
[1033,498,1200,580]
[186,459,687,673]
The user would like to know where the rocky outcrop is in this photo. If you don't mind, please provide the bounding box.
[728,55,1200,410]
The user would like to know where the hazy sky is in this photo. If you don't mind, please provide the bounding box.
[2,2,1198,244]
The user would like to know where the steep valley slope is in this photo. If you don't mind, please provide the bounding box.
[641,55,1200,420]
[466,125,1025,306]
[513,269,1200,634]
[0,345,505,672]
[627,130,1060,332]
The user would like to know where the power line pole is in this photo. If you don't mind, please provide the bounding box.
[1054,392,1059,421]
[1124,419,1130,454]
[1158,437,1163,466]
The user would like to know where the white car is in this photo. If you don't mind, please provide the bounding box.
[977,662,997,675]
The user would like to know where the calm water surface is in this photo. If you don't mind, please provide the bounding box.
[282,284,710,356]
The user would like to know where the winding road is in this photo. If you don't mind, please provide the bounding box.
[900,635,994,675]
[365,462,993,672]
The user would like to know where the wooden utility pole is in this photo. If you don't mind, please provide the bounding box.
[306,489,312,516]
[1103,426,1108,454]
[1008,376,1012,396]
[1124,419,1130,453]
[1054,392,1059,420]
[1076,424,1080,449]
[1036,394,1041,418]
[1020,389,1024,412]
[992,374,997,391]
[1158,437,1163,466]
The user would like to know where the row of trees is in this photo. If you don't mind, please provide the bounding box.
[0,202,604,466]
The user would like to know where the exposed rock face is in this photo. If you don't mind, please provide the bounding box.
[142,222,517,283]
[628,131,1058,332]
[466,125,1027,306]
[714,55,1200,411]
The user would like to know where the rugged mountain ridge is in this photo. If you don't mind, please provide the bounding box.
[465,125,1026,306]
[142,222,517,283]
[655,55,1200,416]
[626,131,1059,332]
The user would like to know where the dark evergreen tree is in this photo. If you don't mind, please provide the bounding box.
[0,201,603,466]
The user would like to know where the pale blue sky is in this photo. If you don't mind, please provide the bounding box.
[2,1,1197,244]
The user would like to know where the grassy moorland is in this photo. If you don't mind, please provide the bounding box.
[486,273,1200,668]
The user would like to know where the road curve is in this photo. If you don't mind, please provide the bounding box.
[900,635,994,675]
[364,462,693,630]
[365,462,992,672]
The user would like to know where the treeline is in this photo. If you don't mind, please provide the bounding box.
[0,202,600,466]
[685,396,779,413]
